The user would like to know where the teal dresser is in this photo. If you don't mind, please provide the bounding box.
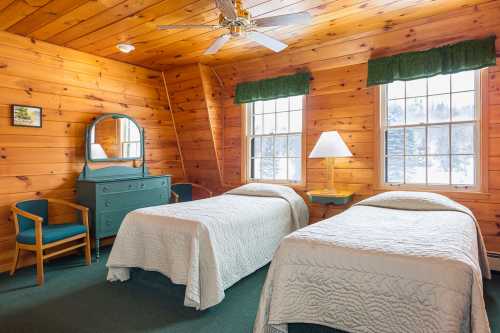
[76,113,172,259]
[77,175,171,258]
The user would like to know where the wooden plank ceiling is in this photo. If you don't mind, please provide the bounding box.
[0,0,491,70]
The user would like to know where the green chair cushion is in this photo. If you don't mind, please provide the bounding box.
[171,184,193,202]
[17,223,87,245]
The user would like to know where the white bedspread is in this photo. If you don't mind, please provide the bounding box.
[254,191,491,333]
[106,183,308,310]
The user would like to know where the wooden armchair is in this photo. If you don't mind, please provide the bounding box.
[10,198,91,285]
[171,183,213,203]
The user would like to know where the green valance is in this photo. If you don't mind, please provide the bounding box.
[234,71,311,104]
[367,36,497,87]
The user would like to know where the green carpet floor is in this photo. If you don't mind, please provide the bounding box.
[0,248,499,333]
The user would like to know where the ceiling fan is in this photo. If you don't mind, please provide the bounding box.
[157,0,312,55]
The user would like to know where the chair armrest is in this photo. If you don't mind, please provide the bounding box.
[190,183,214,197]
[46,199,90,228]
[171,191,180,203]
[11,205,43,225]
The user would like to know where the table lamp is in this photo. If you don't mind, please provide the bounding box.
[309,131,352,192]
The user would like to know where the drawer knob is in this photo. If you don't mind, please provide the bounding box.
[128,184,133,189]
[102,186,109,192]
[105,200,111,207]
[140,183,145,188]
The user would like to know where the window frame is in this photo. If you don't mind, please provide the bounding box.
[241,96,307,187]
[377,69,487,192]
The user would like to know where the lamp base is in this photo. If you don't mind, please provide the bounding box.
[323,157,336,193]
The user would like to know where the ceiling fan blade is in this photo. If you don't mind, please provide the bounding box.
[158,24,220,30]
[215,0,237,20]
[246,31,287,53]
[204,34,231,55]
[253,12,312,27]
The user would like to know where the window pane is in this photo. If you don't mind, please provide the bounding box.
[428,94,450,123]
[386,128,404,155]
[428,155,450,184]
[262,136,273,157]
[406,78,426,97]
[428,125,449,155]
[451,123,474,154]
[405,127,426,155]
[276,112,288,133]
[288,134,301,157]
[452,71,475,92]
[406,97,426,124]
[388,99,405,126]
[263,113,275,134]
[452,91,475,121]
[276,98,288,112]
[251,158,261,179]
[386,156,403,183]
[254,101,263,114]
[288,158,301,182]
[290,111,302,133]
[405,156,426,183]
[452,155,474,185]
[263,100,275,113]
[428,74,450,95]
[261,158,274,179]
[290,96,303,110]
[274,158,287,180]
[251,137,261,157]
[253,115,263,135]
[388,81,405,99]
[275,136,287,157]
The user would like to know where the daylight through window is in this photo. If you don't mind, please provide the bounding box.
[381,70,480,189]
[247,96,304,183]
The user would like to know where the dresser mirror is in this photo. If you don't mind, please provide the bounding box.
[88,114,142,162]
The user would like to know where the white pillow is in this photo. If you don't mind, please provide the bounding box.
[355,191,466,211]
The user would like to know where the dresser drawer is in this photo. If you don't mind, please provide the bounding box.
[97,188,168,211]
[96,177,169,194]
[98,210,129,238]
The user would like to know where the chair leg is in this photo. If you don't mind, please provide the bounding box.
[84,233,91,265]
[10,244,20,276]
[36,248,44,285]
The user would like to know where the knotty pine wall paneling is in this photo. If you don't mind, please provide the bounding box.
[210,1,500,252]
[0,31,183,272]
[162,64,224,192]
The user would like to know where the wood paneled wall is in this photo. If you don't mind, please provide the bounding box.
[0,31,183,272]
[163,64,224,192]
[210,0,500,252]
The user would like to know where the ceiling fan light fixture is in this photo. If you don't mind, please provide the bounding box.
[116,43,135,53]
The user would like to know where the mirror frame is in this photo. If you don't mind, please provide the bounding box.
[86,113,144,162]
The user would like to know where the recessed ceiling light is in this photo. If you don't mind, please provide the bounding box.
[116,43,135,53]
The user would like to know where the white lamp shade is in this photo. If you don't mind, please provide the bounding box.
[309,131,352,158]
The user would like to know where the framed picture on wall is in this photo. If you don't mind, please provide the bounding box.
[11,105,42,128]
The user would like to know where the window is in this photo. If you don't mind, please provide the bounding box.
[246,95,304,184]
[380,70,481,190]
[120,118,141,158]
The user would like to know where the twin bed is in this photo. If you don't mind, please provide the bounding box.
[107,183,308,309]
[106,184,491,333]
